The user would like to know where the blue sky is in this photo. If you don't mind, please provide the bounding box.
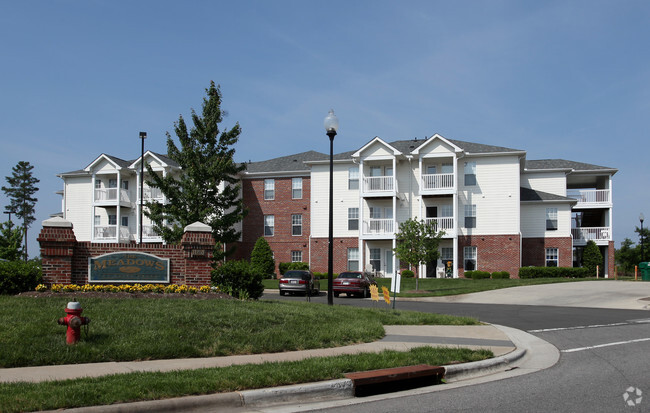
[1,1,649,258]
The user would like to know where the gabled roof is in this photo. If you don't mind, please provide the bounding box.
[389,137,524,155]
[525,159,617,174]
[84,154,131,172]
[520,187,577,203]
[411,134,463,155]
[352,137,402,157]
[129,151,181,169]
[243,151,327,175]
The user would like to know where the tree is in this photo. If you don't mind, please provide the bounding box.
[583,240,603,276]
[2,161,39,261]
[0,220,24,261]
[615,238,639,275]
[393,218,444,291]
[145,81,246,261]
[250,237,275,278]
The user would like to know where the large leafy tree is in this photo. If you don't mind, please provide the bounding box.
[393,218,444,290]
[145,81,246,261]
[2,161,39,260]
[0,220,24,261]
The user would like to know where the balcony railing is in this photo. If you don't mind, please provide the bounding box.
[421,173,454,191]
[572,227,611,242]
[94,188,132,203]
[142,225,162,239]
[567,189,611,205]
[363,219,394,235]
[424,217,454,232]
[141,187,164,202]
[94,225,117,239]
[363,176,394,193]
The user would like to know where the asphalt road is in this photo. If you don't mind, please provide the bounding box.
[261,282,650,412]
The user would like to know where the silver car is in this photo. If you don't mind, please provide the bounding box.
[279,270,320,296]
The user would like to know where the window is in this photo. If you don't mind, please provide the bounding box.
[464,246,477,270]
[109,179,118,188]
[121,180,129,190]
[95,180,102,189]
[369,207,381,219]
[426,165,437,174]
[292,214,302,236]
[121,216,129,227]
[292,177,302,199]
[441,248,453,261]
[347,248,359,271]
[546,248,558,267]
[108,215,117,225]
[264,215,274,236]
[464,162,476,186]
[441,205,453,217]
[369,248,381,272]
[442,163,453,174]
[348,167,359,190]
[348,208,359,231]
[546,208,558,231]
[94,215,101,226]
[264,179,275,200]
[291,250,302,263]
[464,204,476,228]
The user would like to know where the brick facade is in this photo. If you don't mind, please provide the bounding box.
[458,234,521,278]
[38,218,215,286]
[521,237,573,269]
[310,237,359,274]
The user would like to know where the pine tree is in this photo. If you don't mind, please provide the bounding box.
[583,240,603,276]
[2,161,39,260]
[145,82,246,261]
[0,220,24,261]
[393,218,444,290]
[250,237,276,278]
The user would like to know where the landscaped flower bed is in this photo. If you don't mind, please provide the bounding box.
[35,283,217,295]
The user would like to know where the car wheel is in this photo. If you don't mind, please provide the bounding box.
[334,292,339,297]
[364,288,370,298]
[279,290,285,296]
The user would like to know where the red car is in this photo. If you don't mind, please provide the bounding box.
[333,271,376,298]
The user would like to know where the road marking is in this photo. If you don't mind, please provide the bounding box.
[562,337,650,353]
[529,322,628,333]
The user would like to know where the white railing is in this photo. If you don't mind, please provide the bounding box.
[94,188,132,203]
[567,189,610,205]
[572,227,611,241]
[142,187,164,202]
[363,219,394,235]
[94,225,117,239]
[142,225,161,239]
[424,217,454,231]
[422,173,454,190]
[363,176,394,192]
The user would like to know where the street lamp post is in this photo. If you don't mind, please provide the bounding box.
[324,110,339,306]
[139,132,147,244]
[640,213,645,262]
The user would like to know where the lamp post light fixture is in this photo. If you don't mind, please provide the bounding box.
[640,213,645,262]
[139,131,147,244]
[324,109,339,306]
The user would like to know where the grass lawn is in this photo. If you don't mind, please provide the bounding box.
[263,276,617,296]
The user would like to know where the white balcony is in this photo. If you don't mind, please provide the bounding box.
[362,219,394,237]
[363,176,395,195]
[421,173,454,194]
[424,217,454,235]
[572,227,611,244]
[141,186,164,202]
[94,188,132,206]
[567,189,611,207]
[141,225,163,241]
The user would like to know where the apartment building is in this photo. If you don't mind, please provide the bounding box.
[56,134,616,283]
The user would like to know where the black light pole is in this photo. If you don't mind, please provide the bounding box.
[139,132,147,244]
[640,213,645,262]
[324,110,339,306]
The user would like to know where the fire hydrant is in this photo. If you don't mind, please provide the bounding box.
[57,301,90,345]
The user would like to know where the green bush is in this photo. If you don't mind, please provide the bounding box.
[313,272,338,279]
[0,260,42,294]
[279,262,310,275]
[250,237,276,279]
[583,240,603,276]
[491,271,510,279]
[211,260,264,299]
[465,270,490,279]
[401,269,414,278]
[518,266,590,279]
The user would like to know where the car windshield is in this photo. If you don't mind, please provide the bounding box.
[284,271,310,279]
[339,272,362,279]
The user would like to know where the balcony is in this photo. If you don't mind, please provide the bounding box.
[362,176,395,196]
[572,227,611,245]
[94,188,132,207]
[421,173,454,195]
[141,186,164,203]
[424,217,455,236]
[141,225,163,241]
[567,189,611,207]
[362,219,394,238]
[94,226,131,242]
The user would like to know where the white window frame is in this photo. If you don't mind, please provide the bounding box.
[464,246,477,270]
[546,208,558,231]
[121,180,129,190]
[348,167,359,190]
[95,180,102,189]
[292,214,302,236]
[292,177,302,199]
[108,214,117,226]
[348,208,359,231]
[546,248,558,267]
[464,204,476,228]
[94,215,101,226]
[464,162,476,186]
[121,216,129,227]
[109,178,118,188]
[264,179,275,200]
[291,250,302,263]
[264,215,274,236]
[441,247,453,261]
[369,248,381,272]
[347,247,359,271]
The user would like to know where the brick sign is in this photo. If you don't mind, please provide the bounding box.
[89,252,170,283]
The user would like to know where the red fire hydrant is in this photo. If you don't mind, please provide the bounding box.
[57,301,90,345]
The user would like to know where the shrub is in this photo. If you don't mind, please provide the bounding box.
[401,269,414,278]
[212,260,264,299]
[279,262,309,274]
[278,262,291,275]
[518,266,590,279]
[491,271,510,279]
[0,260,42,294]
[465,270,490,279]
[583,240,603,276]
[250,237,276,279]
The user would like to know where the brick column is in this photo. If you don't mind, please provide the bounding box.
[181,222,215,286]
[37,217,77,286]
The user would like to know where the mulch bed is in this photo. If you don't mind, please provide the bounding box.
[17,291,233,300]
